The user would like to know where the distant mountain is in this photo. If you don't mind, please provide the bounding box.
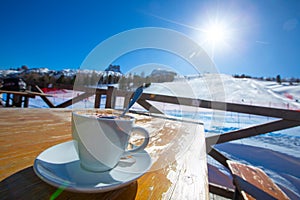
[105,65,122,74]
[0,65,124,89]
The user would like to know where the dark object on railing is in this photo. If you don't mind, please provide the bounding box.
[1,78,26,91]
[0,78,27,107]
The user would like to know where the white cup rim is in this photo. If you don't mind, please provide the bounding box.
[72,110,135,122]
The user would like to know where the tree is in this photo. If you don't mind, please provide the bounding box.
[21,65,28,70]
[56,75,65,84]
[276,75,281,84]
[118,76,127,90]
[90,70,99,85]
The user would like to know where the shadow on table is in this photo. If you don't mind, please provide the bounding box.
[0,166,138,200]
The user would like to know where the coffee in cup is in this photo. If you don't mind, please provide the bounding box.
[72,110,149,172]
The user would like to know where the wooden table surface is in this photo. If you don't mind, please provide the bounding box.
[0,108,208,200]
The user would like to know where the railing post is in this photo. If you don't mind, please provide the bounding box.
[23,96,29,107]
[5,93,10,107]
[105,86,114,108]
[13,95,22,107]
[94,93,101,108]
[123,93,131,109]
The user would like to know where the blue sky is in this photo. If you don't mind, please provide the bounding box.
[0,0,300,78]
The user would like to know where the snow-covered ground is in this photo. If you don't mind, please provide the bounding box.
[4,73,299,198]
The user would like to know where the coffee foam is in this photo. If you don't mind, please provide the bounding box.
[75,111,131,120]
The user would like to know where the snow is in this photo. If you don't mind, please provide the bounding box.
[17,73,300,198]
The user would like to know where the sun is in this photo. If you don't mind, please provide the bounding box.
[199,20,233,57]
[204,23,228,43]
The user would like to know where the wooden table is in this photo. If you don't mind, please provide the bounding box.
[0,109,208,199]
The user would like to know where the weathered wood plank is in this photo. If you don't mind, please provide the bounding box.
[227,160,289,200]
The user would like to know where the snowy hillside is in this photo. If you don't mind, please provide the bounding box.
[144,74,300,109]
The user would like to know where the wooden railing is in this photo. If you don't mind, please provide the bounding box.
[1,85,299,199]
[0,89,52,107]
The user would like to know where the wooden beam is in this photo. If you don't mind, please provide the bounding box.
[5,93,10,107]
[12,95,22,107]
[207,147,230,168]
[140,93,181,105]
[0,89,52,97]
[140,93,300,121]
[209,183,235,199]
[206,119,300,146]
[33,85,55,108]
[24,96,29,107]
[123,94,131,109]
[94,93,101,108]
[105,86,114,108]
[0,90,35,98]
[217,100,300,122]
[95,88,110,95]
[56,92,94,108]
[136,99,164,114]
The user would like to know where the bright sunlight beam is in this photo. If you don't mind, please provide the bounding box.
[200,20,233,58]
[204,23,228,43]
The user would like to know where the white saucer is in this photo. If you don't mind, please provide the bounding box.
[33,140,152,193]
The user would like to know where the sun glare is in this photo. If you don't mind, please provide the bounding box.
[205,23,227,43]
[198,19,234,57]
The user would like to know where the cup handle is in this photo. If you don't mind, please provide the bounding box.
[124,126,149,155]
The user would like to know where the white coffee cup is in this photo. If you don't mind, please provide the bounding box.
[72,110,150,172]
